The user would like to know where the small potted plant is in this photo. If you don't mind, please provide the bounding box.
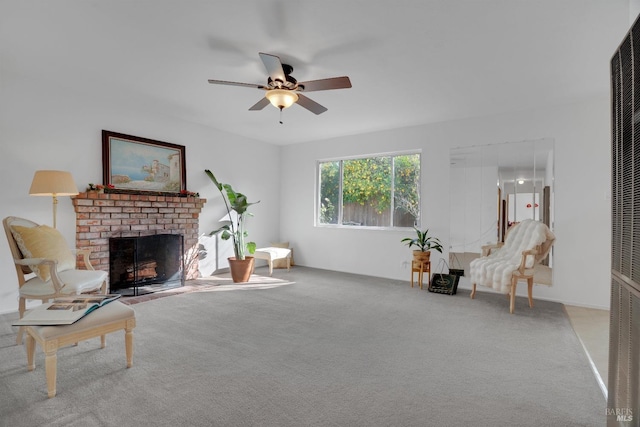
[205,169,260,283]
[401,227,443,263]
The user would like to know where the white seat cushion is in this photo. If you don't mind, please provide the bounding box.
[20,269,107,297]
[254,247,292,261]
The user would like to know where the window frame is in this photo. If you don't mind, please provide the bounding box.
[315,150,422,230]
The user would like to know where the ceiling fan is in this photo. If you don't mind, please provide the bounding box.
[207,52,352,116]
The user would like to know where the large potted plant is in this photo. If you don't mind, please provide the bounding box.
[205,169,260,283]
[401,227,443,263]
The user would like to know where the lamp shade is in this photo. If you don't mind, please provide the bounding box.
[29,170,79,196]
[265,89,299,110]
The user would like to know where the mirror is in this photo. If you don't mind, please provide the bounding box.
[449,139,554,284]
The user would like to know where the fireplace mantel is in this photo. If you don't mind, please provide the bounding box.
[72,192,206,281]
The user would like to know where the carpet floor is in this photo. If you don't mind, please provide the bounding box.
[0,267,604,426]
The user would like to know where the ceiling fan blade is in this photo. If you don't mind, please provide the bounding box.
[298,76,352,92]
[248,97,270,111]
[259,52,286,83]
[296,94,328,115]
[208,79,267,90]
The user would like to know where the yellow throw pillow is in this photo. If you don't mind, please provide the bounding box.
[11,225,76,282]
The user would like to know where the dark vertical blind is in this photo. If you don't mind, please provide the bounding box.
[609,16,640,426]
[612,28,640,286]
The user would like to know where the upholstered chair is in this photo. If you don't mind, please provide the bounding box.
[469,219,555,313]
[3,216,108,344]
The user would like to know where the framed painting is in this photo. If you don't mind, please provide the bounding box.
[102,130,186,195]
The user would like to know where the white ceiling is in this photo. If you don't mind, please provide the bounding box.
[1,0,630,145]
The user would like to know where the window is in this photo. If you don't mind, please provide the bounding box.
[317,152,420,228]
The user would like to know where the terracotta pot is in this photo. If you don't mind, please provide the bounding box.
[228,256,255,283]
[412,250,431,263]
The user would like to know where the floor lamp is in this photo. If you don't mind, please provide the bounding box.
[28,170,79,228]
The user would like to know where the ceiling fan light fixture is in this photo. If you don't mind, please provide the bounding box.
[265,89,298,110]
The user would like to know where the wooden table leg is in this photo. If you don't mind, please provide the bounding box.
[425,262,430,287]
[125,321,134,368]
[44,348,58,398]
[410,264,415,288]
[26,334,35,371]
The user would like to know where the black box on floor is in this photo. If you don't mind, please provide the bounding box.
[428,273,459,295]
[449,268,464,277]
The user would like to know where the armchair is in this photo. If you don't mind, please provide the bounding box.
[3,216,108,344]
[469,219,555,313]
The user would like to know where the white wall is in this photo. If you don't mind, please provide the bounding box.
[280,96,611,309]
[0,72,613,314]
[280,127,451,281]
[631,0,640,24]
[0,72,282,314]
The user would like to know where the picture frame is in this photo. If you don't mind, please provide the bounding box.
[102,130,186,195]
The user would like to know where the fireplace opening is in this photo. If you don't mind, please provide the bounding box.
[109,234,184,296]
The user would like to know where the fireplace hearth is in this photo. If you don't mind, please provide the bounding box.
[109,234,184,296]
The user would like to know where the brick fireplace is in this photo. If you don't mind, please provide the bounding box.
[72,192,206,283]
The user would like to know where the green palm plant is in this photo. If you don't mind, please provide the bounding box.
[401,227,443,253]
[205,169,260,260]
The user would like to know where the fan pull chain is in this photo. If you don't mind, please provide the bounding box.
[279,107,284,125]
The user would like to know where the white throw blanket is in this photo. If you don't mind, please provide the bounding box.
[469,219,555,293]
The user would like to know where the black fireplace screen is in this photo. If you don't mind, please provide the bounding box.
[109,234,184,292]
